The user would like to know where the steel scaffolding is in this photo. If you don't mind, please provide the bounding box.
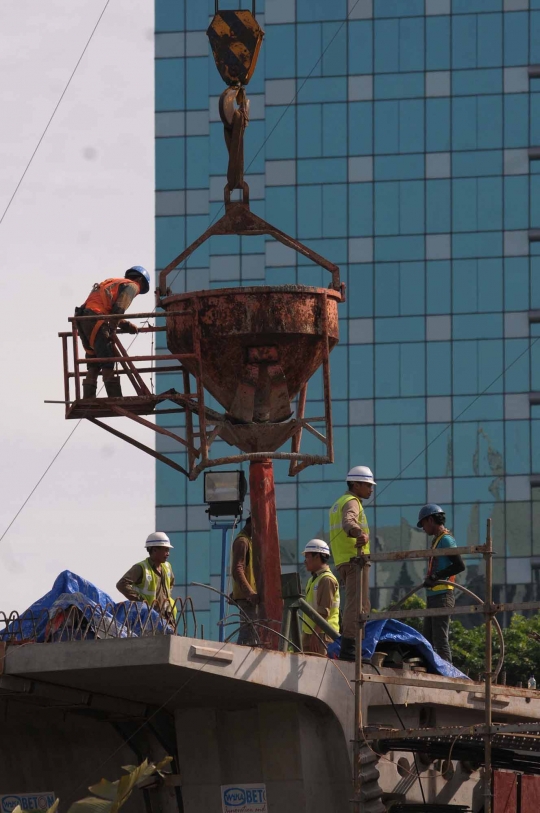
[352,519,540,813]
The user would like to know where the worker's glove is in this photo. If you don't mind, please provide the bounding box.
[423,574,439,588]
[118,320,138,334]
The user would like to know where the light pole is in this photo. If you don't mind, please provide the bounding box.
[204,470,247,642]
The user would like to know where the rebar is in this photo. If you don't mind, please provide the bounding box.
[0,598,199,644]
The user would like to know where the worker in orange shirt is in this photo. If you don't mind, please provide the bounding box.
[75,265,150,399]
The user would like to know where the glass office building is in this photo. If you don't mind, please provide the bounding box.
[155,0,540,637]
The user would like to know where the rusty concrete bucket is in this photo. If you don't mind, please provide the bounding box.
[160,284,341,453]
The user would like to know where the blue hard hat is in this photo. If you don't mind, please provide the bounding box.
[417,503,444,528]
[125,265,150,294]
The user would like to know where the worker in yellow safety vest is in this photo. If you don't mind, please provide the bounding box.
[231,516,259,646]
[417,503,465,663]
[301,539,340,656]
[117,532,177,621]
[329,465,375,662]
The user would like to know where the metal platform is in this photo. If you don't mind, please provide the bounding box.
[66,394,166,420]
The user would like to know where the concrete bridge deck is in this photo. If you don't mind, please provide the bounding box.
[3,637,540,812]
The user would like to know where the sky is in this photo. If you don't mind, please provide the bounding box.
[0,0,157,611]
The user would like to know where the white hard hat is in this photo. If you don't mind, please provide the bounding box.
[302,538,331,557]
[145,531,173,549]
[347,466,376,485]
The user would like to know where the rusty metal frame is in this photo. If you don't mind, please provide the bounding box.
[366,721,540,742]
[157,183,342,300]
[57,309,338,480]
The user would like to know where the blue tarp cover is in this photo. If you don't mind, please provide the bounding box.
[327,618,470,680]
[0,570,169,642]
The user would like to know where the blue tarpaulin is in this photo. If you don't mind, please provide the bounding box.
[327,618,470,680]
[0,570,170,642]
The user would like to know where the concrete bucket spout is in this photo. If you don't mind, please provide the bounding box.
[161,285,341,453]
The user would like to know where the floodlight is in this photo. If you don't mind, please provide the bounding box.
[204,470,247,519]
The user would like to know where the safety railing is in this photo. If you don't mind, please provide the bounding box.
[53,308,339,481]
[54,313,194,414]
[0,597,199,644]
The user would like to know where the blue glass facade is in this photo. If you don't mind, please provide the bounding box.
[155,0,540,637]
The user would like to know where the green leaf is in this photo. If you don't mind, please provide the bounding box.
[110,761,150,813]
[66,755,173,813]
[153,757,173,777]
[66,797,112,813]
[87,780,120,801]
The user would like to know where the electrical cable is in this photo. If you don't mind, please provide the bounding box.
[0,423,81,546]
[0,329,140,547]
[190,580,262,646]
[0,0,112,227]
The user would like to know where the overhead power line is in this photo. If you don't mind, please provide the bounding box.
[0,0,112,227]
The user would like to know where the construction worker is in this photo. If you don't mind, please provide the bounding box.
[75,265,151,399]
[417,503,465,663]
[329,466,375,662]
[116,532,177,620]
[231,516,259,646]
[301,539,340,656]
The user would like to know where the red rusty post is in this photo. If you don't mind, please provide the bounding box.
[249,459,283,649]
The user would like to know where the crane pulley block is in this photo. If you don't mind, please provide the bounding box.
[207,10,264,87]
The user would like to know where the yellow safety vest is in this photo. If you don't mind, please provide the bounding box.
[329,492,370,567]
[302,568,340,635]
[231,533,257,600]
[427,533,456,593]
[136,558,177,617]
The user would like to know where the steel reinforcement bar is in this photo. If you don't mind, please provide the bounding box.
[0,597,198,643]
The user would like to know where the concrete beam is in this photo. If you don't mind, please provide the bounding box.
[5,635,540,767]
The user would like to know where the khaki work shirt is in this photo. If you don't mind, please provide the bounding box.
[116,560,175,610]
[231,533,256,598]
[341,490,366,539]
